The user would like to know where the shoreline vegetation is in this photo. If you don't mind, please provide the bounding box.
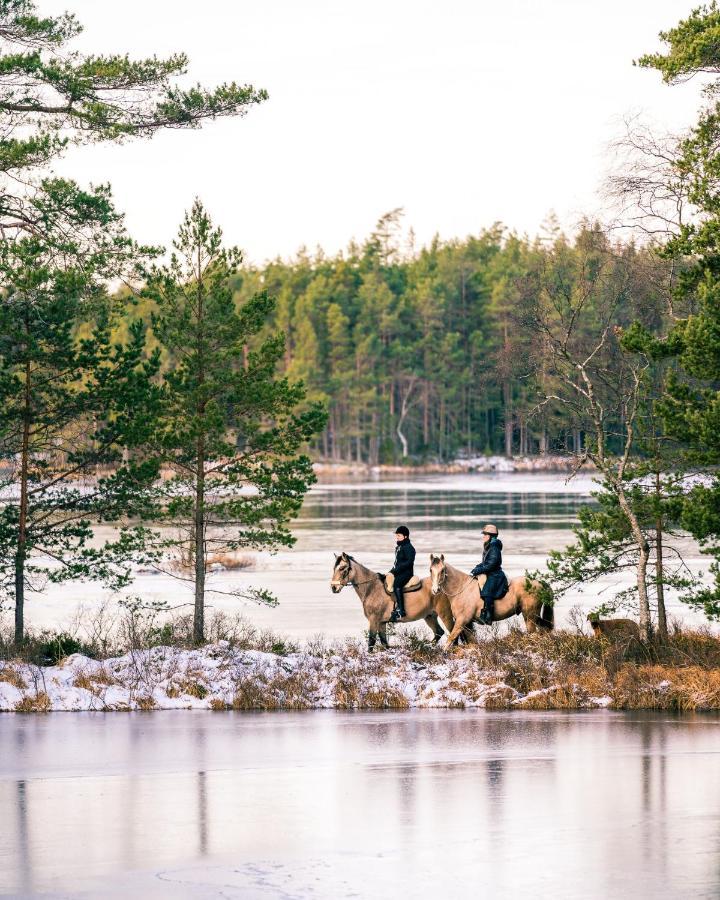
[2,613,720,713]
[312,455,592,477]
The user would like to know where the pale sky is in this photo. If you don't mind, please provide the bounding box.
[44,0,704,263]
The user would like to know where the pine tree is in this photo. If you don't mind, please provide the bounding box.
[145,201,326,643]
[0,0,267,246]
[0,236,161,644]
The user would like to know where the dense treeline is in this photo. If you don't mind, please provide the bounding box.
[228,213,675,464]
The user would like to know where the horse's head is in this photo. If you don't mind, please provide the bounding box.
[429,553,446,595]
[330,552,353,593]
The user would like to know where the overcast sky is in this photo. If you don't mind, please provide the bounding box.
[45,0,704,263]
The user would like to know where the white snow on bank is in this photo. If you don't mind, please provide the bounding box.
[0,643,611,712]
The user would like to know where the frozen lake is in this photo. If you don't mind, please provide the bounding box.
[2,710,719,898]
[21,471,710,638]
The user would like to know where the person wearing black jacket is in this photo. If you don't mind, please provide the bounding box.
[471,523,509,624]
[389,525,415,622]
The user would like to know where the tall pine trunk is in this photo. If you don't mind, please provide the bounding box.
[15,326,31,645]
[193,250,207,645]
[193,445,206,643]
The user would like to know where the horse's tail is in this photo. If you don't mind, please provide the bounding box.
[537,581,555,631]
[539,600,554,630]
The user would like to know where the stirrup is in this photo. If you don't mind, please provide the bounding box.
[389,607,404,623]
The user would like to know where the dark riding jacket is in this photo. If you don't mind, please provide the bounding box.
[390,539,415,587]
[471,537,509,601]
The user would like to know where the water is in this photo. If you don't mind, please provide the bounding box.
[1,710,719,898]
[24,472,709,638]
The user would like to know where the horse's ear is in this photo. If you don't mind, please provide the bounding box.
[429,553,434,562]
[440,553,445,561]
[341,551,349,561]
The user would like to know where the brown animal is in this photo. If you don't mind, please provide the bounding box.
[430,554,554,646]
[330,552,456,651]
[588,616,640,641]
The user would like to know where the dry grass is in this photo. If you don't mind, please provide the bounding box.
[0,666,26,690]
[612,665,720,711]
[135,695,157,710]
[408,630,720,710]
[73,667,117,694]
[73,673,96,692]
[333,672,361,708]
[167,551,254,574]
[14,692,51,712]
[207,551,255,571]
[166,669,209,700]
[359,688,410,709]
[484,687,517,710]
[231,668,317,710]
[333,678,409,709]
[209,697,230,711]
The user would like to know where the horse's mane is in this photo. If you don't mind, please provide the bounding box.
[336,553,357,564]
[441,560,465,574]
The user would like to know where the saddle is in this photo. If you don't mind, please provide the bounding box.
[381,573,422,596]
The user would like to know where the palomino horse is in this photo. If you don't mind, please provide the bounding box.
[330,552,456,651]
[429,554,554,646]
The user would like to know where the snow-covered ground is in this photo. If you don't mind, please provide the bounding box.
[0,642,615,712]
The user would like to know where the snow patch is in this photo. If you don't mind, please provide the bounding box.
[0,645,617,712]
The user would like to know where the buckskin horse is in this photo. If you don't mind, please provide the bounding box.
[429,554,554,646]
[330,552,456,651]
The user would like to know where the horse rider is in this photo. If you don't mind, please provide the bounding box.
[389,524,415,622]
[471,523,509,624]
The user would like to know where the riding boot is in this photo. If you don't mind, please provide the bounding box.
[479,597,494,625]
[390,585,406,622]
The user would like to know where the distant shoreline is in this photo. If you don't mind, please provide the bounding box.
[313,455,591,476]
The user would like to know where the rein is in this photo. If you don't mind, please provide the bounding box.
[331,577,378,590]
[331,561,380,590]
[434,571,477,598]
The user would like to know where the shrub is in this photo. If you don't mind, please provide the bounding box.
[34,633,96,666]
[14,691,51,712]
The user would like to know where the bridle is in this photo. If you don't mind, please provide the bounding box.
[331,558,378,590]
[431,560,475,598]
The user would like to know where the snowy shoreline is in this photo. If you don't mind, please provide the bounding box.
[0,643,611,711]
[2,640,717,712]
[313,455,591,476]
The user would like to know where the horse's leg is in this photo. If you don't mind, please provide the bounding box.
[425,613,445,643]
[378,623,390,649]
[445,615,473,647]
[523,607,537,635]
[367,612,384,652]
[461,621,478,644]
[435,595,455,636]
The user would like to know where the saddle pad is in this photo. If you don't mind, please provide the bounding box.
[384,573,422,595]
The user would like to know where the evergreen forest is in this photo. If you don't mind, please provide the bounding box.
[222,213,678,465]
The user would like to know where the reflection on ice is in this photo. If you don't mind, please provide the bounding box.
[1,710,719,898]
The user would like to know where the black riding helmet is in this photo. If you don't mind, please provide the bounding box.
[395,525,410,538]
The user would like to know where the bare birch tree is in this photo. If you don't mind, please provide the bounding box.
[524,232,656,639]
